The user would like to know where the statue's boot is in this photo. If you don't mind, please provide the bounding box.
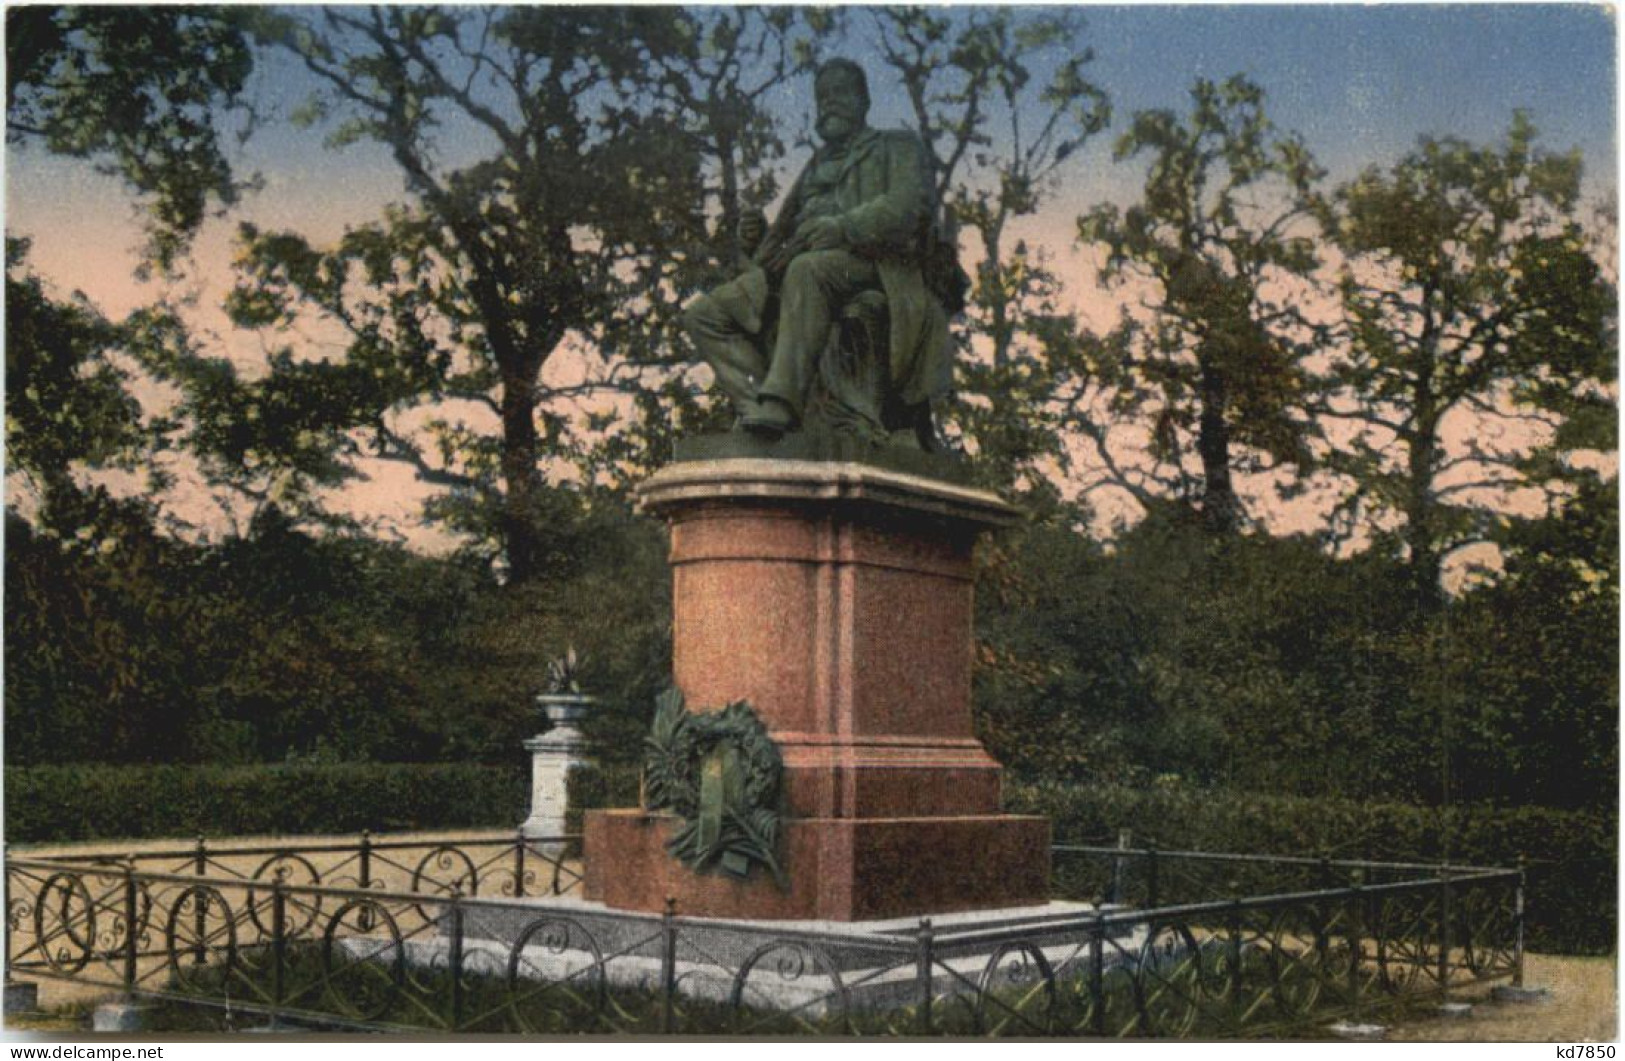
[740,395,796,440]
[731,397,770,432]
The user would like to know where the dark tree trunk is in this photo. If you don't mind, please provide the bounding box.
[1405,418,1444,613]
[499,369,543,585]
[1197,354,1240,534]
[1406,326,1444,614]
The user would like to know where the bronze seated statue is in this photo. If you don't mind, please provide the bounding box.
[681,58,966,453]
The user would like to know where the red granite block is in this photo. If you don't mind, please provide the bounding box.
[584,808,1051,922]
[581,460,1046,922]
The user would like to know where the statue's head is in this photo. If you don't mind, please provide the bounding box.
[814,59,870,145]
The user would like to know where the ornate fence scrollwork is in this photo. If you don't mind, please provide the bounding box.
[248,854,322,937]
[972,941,1056,1036]
[1133,921,1206,1036]
[164,885,237,991]
[1,837,1525,1037]
[320,898,404,1022]
[1262,906,1328,1019]
[34,871,95,974]
[505,917,608,1034]
[1374,890,1438,994]
[730,940,850,1035]
[1459,879,1516,978]
[409,846,479,919]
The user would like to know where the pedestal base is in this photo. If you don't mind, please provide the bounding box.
[428,896,1143,1021]
[588,455,1043,923]
[584,809,1050,921]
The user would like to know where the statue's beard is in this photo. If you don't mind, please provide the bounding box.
[817,111,860,144]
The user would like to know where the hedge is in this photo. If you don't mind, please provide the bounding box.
[1007,779,1615,955]
[6,763,527,844]
[6,764,1607,954]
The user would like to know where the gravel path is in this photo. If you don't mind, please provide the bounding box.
[1386,954,1616,1042]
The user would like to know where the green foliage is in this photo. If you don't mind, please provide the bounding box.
[1439,476,1619,809]
[4,241,158,533]
[978,509,1617,812]
[5,762,525,843]
[169,8,824,581]
[1009,780,1615,954]
[6,6,253,271]
[4,493,672,769]
[870,7,1111,502]
[1323,112,1616,602]
[563,761,639,838]
[1077,76,1326,531]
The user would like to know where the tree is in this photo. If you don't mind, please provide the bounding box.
[1463,474,1617,808]
[6,6,253,271]
[575,7,825,490]
[4,238,157,535]
[1078,76,1326,533]
[1322,113,1615,605]
[197,7,815,581]
[870,6,1110,504]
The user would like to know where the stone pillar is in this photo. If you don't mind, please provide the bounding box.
[584,455,1051,921]
[92,1000,153,1032]
[3,981,37,1016]
[519,694,592,852]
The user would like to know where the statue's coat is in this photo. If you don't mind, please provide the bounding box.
[759,127,953,406]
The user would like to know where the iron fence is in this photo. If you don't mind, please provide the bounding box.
[4,834,1522,1036]
[10,831,580,902]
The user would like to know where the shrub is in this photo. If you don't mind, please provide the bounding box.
[1008,780,1615,955]
[564,761,641,839]
[9,764,1605,955]
[6,763,527,843]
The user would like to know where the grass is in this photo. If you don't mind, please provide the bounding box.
[10,952,1613,1039]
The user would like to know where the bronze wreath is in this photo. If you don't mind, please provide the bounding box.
[643,687,786,886]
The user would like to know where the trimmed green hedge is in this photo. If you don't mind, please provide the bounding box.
[7,764,1606,954]
[6,763,527,843]
[564,761,640,839]
[1008,780,1615,955]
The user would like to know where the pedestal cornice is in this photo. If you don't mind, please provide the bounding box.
[635,457,1020,530]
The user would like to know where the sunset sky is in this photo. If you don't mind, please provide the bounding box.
[4,3,1617,550]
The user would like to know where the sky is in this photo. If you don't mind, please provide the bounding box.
[10,5,1616,308]
[3,3,1618,549]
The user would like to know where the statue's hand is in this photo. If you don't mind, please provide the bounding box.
[794,216,845,251]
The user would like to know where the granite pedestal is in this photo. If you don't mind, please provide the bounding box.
[583,452,1050,921]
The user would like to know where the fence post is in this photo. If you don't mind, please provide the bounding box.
[1109,829,1130,905]
[915,918,934,1035]
[122,864,139,992]
[660,897,678,1034]
[1348,870,1365,1023]
[513,830,527,899]
[2,845,11,975]
[448,893,466,1032]
[193,837,209,968]
[1227,880,1244,1031]
[1513,856,1527,988]
[359,830,373,891]
[271,881,287,1018]
[1436,873,1452,993]
[1147,846,1160,909]
[1090,909,1107,1037]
